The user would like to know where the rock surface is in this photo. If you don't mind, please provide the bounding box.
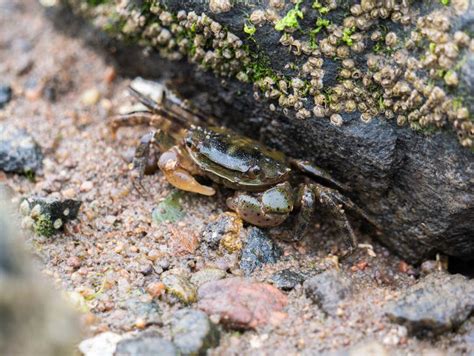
[197,278,288,330]
[240,228,282,275]
[171,309,220,355]
[114,331,177,356]
[270,269,305,291]
[0,123,43,174]
[48,1,474,263]
[304,269,352,316]
[385,273,474,337]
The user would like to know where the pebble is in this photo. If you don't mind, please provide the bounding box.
[80,180,94,192]
[240,228,282,275]
[62,188,77,199]
[114,331,177,356]
[161,272,197,304]
[197,278,288,330]
[146,281,165,298]
[124,298,162,328]
[66,256,82,269]
[81,88,101,106]
[385,273,474,336]
[201,212,242,252]
[345,341,389,356]
[304,269,353,316]
[190,268,227,287]
[270,269,305,291]
[78,332,123,356]
[0,84,12,108]
[171,309,220,355]
[0,123,43,174]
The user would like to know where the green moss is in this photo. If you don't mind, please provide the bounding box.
[309,18,330,48]
[243,23,256,36]
[341,27,355,46]
[312,0,330,14]
[34,214,56,237]
[275,1,303,31]
[440,0,449,5]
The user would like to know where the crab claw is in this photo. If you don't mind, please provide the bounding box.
[158,148,215,196]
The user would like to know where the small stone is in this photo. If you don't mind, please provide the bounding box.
[0,124,43,174]
[201,212,242,252]
[270,269,305,291]
[79,332,123,356]
[115,331,177,356]
[197,278,288,330]
[146,282,165,298]
[346,341,389,356]
[162,272,197,304]
[240,228,281,275]
[190,268,226,287]
[80,181,94,192]
[66,256,81,269]
[124,298,161,327]
[171,309,220,355]
[304,269,352,316]
[81,88,101,106]
[62,188,76,199]
[0,85,12,109]
[385,273,474,336]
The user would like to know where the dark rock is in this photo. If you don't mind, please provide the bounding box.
[0,124,43,174]
[115,331,177,356]
[197,278,287,330]
[47,1,474,263]
[385,273,474,337]
[270,269,305,291]
[21,196,81,222]
[171,309,220,355]
[19,196,81,237]
[0,85,12,108]
[240,228,282,275]
[201,212,242,251]
[304,269,352,316]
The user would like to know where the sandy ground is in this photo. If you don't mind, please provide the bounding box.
[0,0,473,355]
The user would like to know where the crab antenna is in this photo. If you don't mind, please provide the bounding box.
[128,85,215,127]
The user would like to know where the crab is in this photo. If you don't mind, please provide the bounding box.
[109,82,368,249]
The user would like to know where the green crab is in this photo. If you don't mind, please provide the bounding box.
[110,82,366,249]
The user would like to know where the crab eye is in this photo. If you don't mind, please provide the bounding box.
[248,165,261,178]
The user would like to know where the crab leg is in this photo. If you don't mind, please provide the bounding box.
[311,184,358,250]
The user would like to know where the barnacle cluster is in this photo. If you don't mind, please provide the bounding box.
[63,0,473,148]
